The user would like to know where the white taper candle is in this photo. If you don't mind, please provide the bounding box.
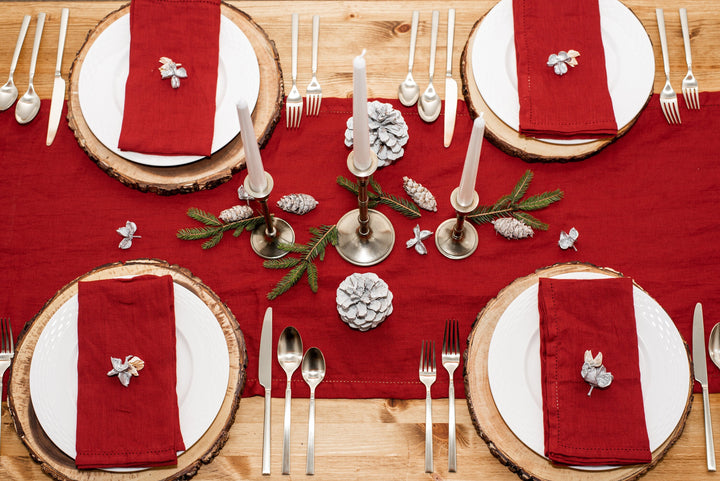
[457,113,485,207]
[236,97,267,192]
[352,50,371,171]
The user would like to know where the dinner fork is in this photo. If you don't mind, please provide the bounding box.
[442,319,460,472]
[286,13,303,128]
[679,8,700,109]
[419,340,436,473]
[656,9,681,124]
[0,319,15,449]
[305,15,321,116]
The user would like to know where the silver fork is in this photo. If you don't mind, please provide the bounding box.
[305,15,321,116]
[442,319,460,472]
[0,319,15,449]
[680,8,700,109]
[286,13,303,128]
[419,340,436,473]
[656,9,681,124]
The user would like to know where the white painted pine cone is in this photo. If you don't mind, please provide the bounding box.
[276,193,318,215]
[219,205,253,223]
[492,217,534,239]
[344,101,409,167]
[402,176,437,212]
[336,273,393,331]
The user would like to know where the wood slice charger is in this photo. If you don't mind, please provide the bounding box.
[463,262,693,481]
[67,2,283,194]
[7,259,247,481]
[459,5,651,162]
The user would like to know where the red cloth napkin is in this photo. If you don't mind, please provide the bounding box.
[512,0,618,138]
[538,277,651,465]
[75,275,185,469]
[117,0,221,156]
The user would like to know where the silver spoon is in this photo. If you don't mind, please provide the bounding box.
[0,15,30,111]
[302,347,326,475]
[15,12,45,125]
[708,322,720,370]
[398,11,420,107]
[418,10,441,123]
[277,326,303,475]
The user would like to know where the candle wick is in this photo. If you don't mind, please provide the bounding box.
[360,49,366,58]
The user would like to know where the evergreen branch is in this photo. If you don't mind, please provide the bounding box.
[467,205,516,225]
[275,242,309,254]
[306,262,319,292]
[263,257,301,269]
[177,226,220,241]
[337,176,419,218]
[305,225,339,262]
[202,232,224,249]
[337,176,360,196]
[186,207,222,227]
[178,208,265,249]
[517,190,564,211]
[509,170,533,202]
[512,211,549,231]
[378,193,421,219]
[267,264,307,300]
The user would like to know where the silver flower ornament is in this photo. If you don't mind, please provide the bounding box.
[559,227,578,251]
[107,355,145,387]
[547,50,580,75]
[159,57,187,89]
[406,224,433,255]
[117,221,141,250]
[581,350,613,396]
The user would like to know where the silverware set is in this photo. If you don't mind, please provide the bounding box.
[419,319,462,473]
[656,8,700,125]
[0,318,16,450]
[286,13,322,129]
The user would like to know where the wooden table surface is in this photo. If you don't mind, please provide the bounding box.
[1,1,719,480]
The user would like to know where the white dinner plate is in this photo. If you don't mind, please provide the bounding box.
[78,13,261,166]
[487,272,690,470]
[471,0,654,145]
[29,280,230,470]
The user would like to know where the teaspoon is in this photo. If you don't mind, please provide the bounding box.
[16,12,45,125]
[277,326,303,475]
[398,11,420,107]
[708,322,720,371]
[418,10,441,123]
[0,15,30,111]
[302,347,326,475]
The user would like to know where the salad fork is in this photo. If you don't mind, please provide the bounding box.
[0,319,15,449]
[679,8,700,109]
[305,15,321,116]
[419,340,436,473]
[286,13,303,128]
[656,9,681,124]
[442,319,460,472]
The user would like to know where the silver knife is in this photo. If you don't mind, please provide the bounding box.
[693,302,716,471]
[46,8,69,146]
[258,307,273,475]
[443,8,457,148]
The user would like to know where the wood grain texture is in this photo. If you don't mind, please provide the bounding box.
[1,1,719,479]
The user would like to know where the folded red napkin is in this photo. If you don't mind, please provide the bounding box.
[538,277,651,465]
[512,0,618,139]
[76,275,185,469]
[118,0,221,156]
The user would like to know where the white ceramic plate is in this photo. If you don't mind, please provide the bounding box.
[487,272,690,470]
[78,13,261,166]
[471,0,654,145]
[29,280,230,470]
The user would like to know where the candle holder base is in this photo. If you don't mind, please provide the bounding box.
[250,217,295,259]
[336,209,395,266]
[435,218,478,260]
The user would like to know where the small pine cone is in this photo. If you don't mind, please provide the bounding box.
[492,217,534,240]
[402,176,437,212]
[219,205,253,223]
[277,193,318,215]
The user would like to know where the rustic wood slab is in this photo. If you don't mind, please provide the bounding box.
[6,259,247,481]
[66,2,283,195]
[464,262,693,481]
[459,6,652,162]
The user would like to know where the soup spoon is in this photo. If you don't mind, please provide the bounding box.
[0,15,30,111]
[708,322,720,371]
[277,326,303,475]
[302,347,326,475]
[398,11,420,107]
[418,10,441,123]
[16,12,45,125]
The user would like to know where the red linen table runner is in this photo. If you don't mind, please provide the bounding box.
[512,0,618,138]
[118,0,220,156]
[76,275,184,468]
[538,277,651,465]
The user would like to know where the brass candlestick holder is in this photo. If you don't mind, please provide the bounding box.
[435,187,479,260]
[244,172,295,259]
[336,151,395,266]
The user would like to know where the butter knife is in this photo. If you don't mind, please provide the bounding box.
[443,9,457,148]
[46,8,69,146]
[693,302,716,471]
[259,307,273,475]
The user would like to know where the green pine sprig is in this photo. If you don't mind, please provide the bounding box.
[467,170,563,231]
[337,175,420,219]
[264,224,338,300]
[177,207,265,249]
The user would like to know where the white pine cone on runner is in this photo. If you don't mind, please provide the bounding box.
[492,217,534,240]
[276,193,318,215]
[219,205,253,223]
[402,176,437,212]
[344,101,409,167]
[336,273,393,331]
